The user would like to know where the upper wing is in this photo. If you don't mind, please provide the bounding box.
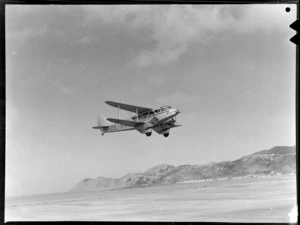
[107,118,144,127]
[105,101,153,114]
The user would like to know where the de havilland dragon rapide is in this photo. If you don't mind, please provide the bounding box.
[93,101,181,137]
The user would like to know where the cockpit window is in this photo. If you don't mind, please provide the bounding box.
[154,109,161,113]
[149,111,155,115]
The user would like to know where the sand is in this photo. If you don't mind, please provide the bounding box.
[5,174,297,222]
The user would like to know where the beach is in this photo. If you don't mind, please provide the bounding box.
[5,174,296,222]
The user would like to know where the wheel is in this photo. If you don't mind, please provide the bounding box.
[146,132,152,137]
[163,133,169,137]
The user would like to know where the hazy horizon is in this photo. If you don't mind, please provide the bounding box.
[6,4,296,197]
[6,144,296,198]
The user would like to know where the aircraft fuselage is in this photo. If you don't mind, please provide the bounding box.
[100,106,180,135]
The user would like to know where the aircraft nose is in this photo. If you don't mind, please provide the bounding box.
[176,109,181,113]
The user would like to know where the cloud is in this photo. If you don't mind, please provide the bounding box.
[6,25,67,47]
[80,5,296,67]
[132,74,164,93]
[54,80,77,95]
[7,5,296,67]
[80,5,221,66]
[148,74,164,87]
[237,5,296,33]
[132,44,187,67]
[6,5,76,45]
[73,36,93,46]
[80,5,151,26]
[127,5,227,66]
[156,92,197,105]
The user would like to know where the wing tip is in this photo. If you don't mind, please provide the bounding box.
[173,124,182,127]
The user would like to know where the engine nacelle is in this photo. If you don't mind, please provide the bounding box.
[138,128,152,134]
[162,129,169,134]
[136,122,153,134]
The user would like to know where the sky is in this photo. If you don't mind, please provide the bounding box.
[6,4,296,196]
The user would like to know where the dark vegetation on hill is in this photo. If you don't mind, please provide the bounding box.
[70,146,296,193]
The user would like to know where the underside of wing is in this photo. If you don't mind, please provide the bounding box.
[105,101,153,114]
[107,118,144,127]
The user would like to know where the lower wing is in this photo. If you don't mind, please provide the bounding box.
[107,118,144,127]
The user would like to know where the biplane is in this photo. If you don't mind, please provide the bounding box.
[93,101,181,137]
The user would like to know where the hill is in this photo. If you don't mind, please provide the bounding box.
[70,145,296,193]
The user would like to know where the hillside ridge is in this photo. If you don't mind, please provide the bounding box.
[70,145,296,193]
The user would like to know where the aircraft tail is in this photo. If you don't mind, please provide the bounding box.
[93,114,112,129]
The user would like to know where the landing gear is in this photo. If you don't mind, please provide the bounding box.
[163,133,169,137]
[146,132,152,137]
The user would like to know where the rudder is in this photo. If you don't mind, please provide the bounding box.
[97,114,112,127]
